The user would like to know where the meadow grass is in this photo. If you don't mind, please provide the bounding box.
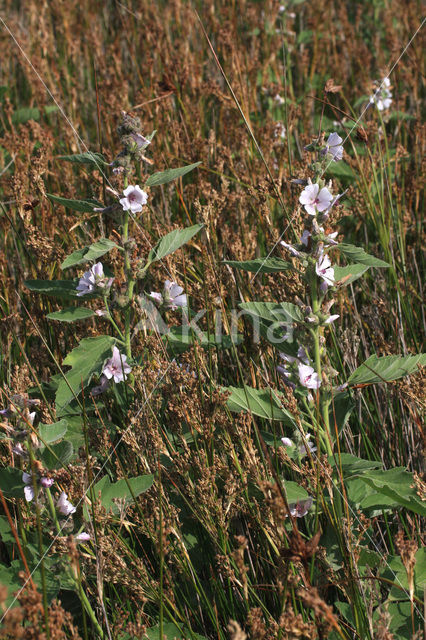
[0,1,424,639]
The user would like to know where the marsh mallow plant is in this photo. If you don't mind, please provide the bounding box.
[1,98,424,639]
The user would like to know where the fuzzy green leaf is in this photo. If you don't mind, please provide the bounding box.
[47,193,103,212]
[0,467,25,498]
[334,263,369,285]
[337,243,390,267]
[359,467,426,517]
[282,481,310,504]
[47,307,95,322]
[224,385,296,424]
[144,623,207,639]
[25,279,84,300]
[61,238,118,270]
[90,474,154,515]
[12,107,40,124]
[145,161,201,187]
[223,257,292,273]
[41,440,74,469]
[38,420,68,443]
[55,336,115,411]
[238,301,304,324]
[348,353,426,385]
[57,151,107,166]
[148,224,203,263]
[324,161,356,181]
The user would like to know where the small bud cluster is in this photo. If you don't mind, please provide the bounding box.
[111,111,151,176]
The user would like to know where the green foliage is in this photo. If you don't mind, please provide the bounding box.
[61,238,118,270]
[47,193,103,212]
[238,301,304,323]
[38,419,68,443]
[41,440,74,469]
[334,263,369,285]
[147,224,203,264]
[145,161,201,187]
[355,467,426,516]
[0,467,25,498]
[25,279,85,300]
[337,243,390,267]
[143,623,208,640]
[223,257,292,273]
[11,107,40,124]
[282,481,310,503]
[47,307,95,322]
[58,151,107,166]
[55,336,115,411]
[89,474,154,515]
[348,353,426,385]
[224,385,296,423]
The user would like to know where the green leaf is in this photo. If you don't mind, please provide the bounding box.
[282,481,310,504]
[47,307,95,322]
[145,161,201,187]
[337,243,389,267]
[328,453,382,478]
[0,467,25,498]
[324,161,356,182]
[47,193,103,212]
[12,107,40,124]
[224,386,296,424]
[55,336,115,411]
[25,279,83,300]
[41,440,74,469]
[147,224,203,263]
[164,326,243,353]
[90,474,154,515]
[223,257,292,273]
[143,623,207,640]
[334,263,369,285]
[348,353,426,385]
[58,151,107,167]
[44,105,59,116]
[359,467,426,517]
[39,419,68,443]
[238,301,304,323]
[61,238,118,270]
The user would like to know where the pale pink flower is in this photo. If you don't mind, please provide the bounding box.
[281,435,316,458]
[103,346,132,383]
[75,532,91,542]
[76,263,114,297]
[280,240,301,257]
[370,78,392,112]
[149,280,187,310]
[130,133,150,150]
[23,472,54,502]
[12,443,27,458]
[298,364,321,390]
[289,497,313,517]
[324,314,340,324]
[299,434,317,457]
[300,229,311,246]
[299,184,333,216]
[315,251,335,289]
[56,491,76,516]
[119,185,148,213]
[322,132,344,161]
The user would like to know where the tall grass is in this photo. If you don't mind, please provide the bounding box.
[0,2,424,639]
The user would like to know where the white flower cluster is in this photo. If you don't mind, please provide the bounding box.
[370,77,392,112]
